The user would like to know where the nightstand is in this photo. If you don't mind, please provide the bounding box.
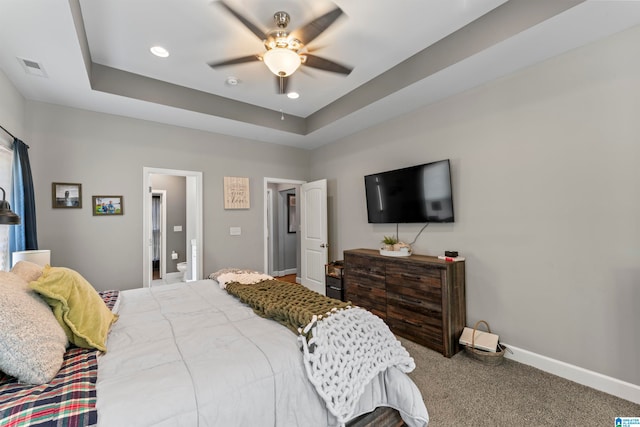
[325,261,344,301]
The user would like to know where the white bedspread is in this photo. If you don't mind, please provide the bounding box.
[96,280,428,427]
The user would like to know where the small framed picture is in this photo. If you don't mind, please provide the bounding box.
[52,182,82,208]
[287,194,297,233]
[92,196,124,216]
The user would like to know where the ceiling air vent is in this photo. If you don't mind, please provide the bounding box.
[17,57,48,77]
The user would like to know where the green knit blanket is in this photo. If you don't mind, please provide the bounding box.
[225,279,351,335]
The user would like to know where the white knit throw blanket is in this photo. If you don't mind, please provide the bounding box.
[298,306,416,425]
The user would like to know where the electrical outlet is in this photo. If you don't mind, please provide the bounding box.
[230,227,241,236]
[174,225,182,232]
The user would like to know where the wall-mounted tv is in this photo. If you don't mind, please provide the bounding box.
[364,159,454,224]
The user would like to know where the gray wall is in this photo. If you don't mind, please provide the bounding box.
[19,101,309,291]
[310,26,640,385]
[150,174,186,273]
[0,71,25,141]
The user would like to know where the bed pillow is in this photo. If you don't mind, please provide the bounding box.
[216,271,273,289]
[0,271,68,385]
[11,260,45,283]
[30,265,118,352]
[208,267,262,281]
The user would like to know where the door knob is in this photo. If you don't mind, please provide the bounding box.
[320,243,329,248]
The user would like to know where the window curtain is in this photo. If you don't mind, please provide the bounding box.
[9,138,38,253]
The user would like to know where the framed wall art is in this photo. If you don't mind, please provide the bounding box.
[223,176,250,209]
[287,194,297,233]
[92,196,123,216]
[52,182,82,208]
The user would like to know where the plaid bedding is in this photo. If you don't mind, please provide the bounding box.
[0,290,119,427]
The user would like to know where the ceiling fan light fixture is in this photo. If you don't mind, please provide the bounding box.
[263,48,301,77]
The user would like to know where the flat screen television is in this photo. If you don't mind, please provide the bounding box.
[364,159,454,223]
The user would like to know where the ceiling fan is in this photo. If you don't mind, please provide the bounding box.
[208,1,352,94]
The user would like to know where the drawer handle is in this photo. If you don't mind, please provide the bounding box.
[400,273,421,280]
[327,286,342,291]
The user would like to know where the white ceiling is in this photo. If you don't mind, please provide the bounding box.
[2,0,640,149]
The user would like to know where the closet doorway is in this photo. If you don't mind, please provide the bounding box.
[264,178,304,281]
[142,167,203,288]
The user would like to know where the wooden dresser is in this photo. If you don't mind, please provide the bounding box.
[344,248,466,357]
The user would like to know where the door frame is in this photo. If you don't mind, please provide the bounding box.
[263,177,306,276]
[143,167,203,288]
[151,190,167,280]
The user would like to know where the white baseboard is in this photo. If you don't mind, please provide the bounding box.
[273,268,297,277]
[503,342,640,405]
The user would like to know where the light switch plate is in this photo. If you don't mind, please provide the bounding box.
[230,227,241,236]
[174,225,182,232]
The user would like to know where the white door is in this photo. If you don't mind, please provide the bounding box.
[300,179,328,295]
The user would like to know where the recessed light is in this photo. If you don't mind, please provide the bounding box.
[287,92,300,99]
[150,46,169,58]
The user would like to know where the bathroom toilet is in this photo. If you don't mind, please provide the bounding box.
[176,262,187,281]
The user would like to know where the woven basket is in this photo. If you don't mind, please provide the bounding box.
[464,320,507,366]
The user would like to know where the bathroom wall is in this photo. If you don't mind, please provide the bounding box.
[150,174,186,273]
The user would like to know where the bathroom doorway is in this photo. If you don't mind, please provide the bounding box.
[142,167,203,288]
[151,190,166,280]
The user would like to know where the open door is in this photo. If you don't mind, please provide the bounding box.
[300,179,328,295]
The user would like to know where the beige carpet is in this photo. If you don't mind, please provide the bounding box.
[400,337,639,426]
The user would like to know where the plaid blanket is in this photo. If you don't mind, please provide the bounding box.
[0,290,119,427]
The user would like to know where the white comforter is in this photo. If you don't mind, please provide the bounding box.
[96,280,428,427]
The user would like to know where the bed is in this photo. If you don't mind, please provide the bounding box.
[0,265,429,427]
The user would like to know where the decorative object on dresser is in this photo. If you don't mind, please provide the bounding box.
[380,235,412,257]
[344,248,466,357]
[325,260,344,301]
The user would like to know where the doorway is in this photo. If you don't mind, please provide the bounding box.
[264,178,304,281]
[263,178,328,293]
[151,190,166,280]
[143,167,203,288]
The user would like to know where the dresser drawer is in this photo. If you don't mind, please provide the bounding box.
[344,255,386,288]
[386,310,444,353]
[386,263,443,291]
[345,283,387,320]
[386,290,442,315]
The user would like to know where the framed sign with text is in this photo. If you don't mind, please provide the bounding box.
[223,176,250,209]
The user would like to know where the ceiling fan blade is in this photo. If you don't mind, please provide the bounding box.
[275,75,289,94]
[208,54,261,68]
[218,1,266,41]
[292,7,343,46]
[303,54,352,75]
